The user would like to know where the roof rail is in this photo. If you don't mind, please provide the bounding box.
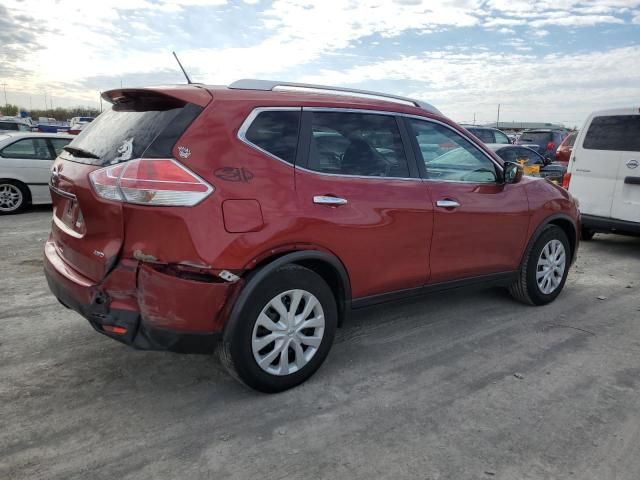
[228,79,441,115]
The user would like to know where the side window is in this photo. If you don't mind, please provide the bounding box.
[583,115,640,152]
[494,130,511,144]
[49,138,71,156]
[514,148,543,165]
[307,112,409,178]
[244,110,301,164]
[496,148,517,163]
[0,138,54,160]
[469,128,494,144]
[408,119,498,183]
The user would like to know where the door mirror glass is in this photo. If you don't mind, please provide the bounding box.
[504,161,523,184]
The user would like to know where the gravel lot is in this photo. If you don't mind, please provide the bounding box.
[1,208,639,480]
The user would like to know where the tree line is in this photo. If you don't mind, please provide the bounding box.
[0,103,101,121]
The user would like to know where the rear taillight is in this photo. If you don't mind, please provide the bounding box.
[546,142,555,151]
[562,172,571,189]
[89,159,213,206]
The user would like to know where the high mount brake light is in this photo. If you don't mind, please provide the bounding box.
[546,142,555,151]
[89,159,214,206]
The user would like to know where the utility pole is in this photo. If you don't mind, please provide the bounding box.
[99,92,103,113]
[473,112,476,125]
[2,83,7,107]
[496,104,501,126]
[43,91,47,112]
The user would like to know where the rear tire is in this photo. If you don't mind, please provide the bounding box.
[220,264,337,393]
[0,180,29,214]
[509,225,571,305]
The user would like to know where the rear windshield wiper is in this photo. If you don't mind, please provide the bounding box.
[63,146,100,159]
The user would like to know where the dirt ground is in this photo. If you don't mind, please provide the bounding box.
[1,207,639,480]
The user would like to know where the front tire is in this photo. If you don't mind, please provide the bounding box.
[509,225,571,305]
[220,264,337,393]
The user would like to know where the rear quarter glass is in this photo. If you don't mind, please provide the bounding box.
[65,102,203,165]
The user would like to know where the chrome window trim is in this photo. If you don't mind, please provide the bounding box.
[237,106,503,182]
[295,164,421,182]
[236,106,302,168]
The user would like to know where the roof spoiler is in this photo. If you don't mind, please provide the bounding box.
[228,79,442,115]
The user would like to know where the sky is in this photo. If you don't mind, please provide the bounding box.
[1,0,640,127]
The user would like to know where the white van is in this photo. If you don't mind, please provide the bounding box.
[566,108,640,239]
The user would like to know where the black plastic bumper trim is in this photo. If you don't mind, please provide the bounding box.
[581,214,640,235]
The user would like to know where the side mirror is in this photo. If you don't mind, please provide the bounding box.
[503,161,524,184]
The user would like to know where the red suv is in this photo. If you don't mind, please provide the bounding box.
[44,80,580,392]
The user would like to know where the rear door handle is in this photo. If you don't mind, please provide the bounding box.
[313,195,348,206]
[436,199,460,208]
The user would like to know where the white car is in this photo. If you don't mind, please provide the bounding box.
[0,132,72,214]
[565,107,640,239]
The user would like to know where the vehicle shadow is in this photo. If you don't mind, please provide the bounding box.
[585,234,640,259]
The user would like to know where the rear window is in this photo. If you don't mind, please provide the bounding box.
[583,115,640,151]
[243,110,301,164]
[65,97,202,165]
[467,128,494,144]
[519,131,552,144]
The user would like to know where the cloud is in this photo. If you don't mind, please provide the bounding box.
[0,0,638,125]
[296,45,640,125]
[0,4,47,79]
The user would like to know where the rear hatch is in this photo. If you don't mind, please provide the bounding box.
[518,131,552,155]
[49,87,210,282]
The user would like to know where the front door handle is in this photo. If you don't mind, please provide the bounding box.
[313,195,348,206]
[436,199,460,208]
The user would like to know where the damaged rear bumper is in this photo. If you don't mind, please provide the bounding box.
[43,241,240,353]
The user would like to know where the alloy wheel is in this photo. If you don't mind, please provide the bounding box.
[0,184,23,212]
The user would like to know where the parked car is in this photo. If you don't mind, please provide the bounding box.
[565,108,640,239]
[68,116,95,135]
[0,117,32,133]
[555,131,577,164]
[36,117,70,133]
[517,129,568,161]
[0,133,73,213]
[461,125,511,144]
[44,81,580,392]
[485,144,567,185]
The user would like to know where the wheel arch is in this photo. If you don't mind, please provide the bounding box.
[523,214,578,265]
[237,250,352,328]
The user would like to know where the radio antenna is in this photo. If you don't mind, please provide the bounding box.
[172,51,193,84]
